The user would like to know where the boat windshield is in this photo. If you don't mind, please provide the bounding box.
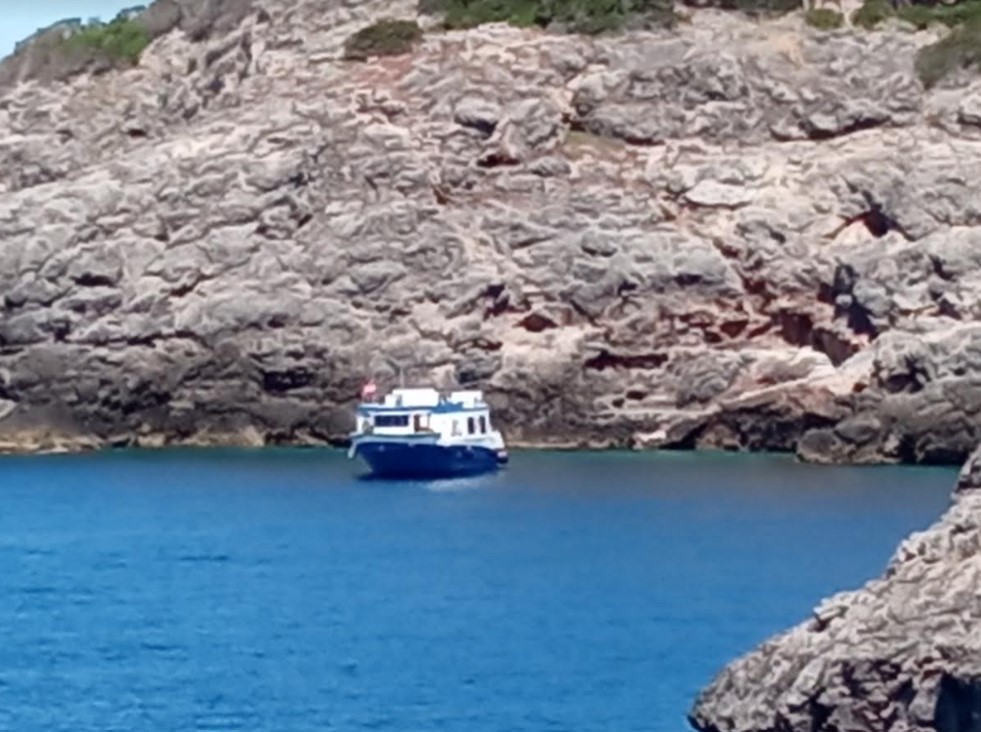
[374,414,410,427]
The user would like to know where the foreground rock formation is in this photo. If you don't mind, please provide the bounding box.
[0,0,978,457]
[689,443,981,732]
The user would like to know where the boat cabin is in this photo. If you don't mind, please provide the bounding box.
[356,388,496,439]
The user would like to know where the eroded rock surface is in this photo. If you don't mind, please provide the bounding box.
[0,0,978,455]
[689,443,981,732]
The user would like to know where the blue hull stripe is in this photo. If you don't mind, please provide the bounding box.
[354,442,501,479]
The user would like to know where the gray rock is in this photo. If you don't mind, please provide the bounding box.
[683,181,755,209]
[957,93,981,127]
[453,96,502,136]
[689,444,981,732]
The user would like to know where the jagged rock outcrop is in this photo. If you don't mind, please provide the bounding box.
[689,443,981,732]
[0,0,978,456]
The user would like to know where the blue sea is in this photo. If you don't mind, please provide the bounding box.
[0,449,956,732]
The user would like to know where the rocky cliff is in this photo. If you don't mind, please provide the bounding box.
[689,442,981,732]
[0,0,979,457]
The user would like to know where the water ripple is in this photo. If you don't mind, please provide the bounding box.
[178,554,231,564]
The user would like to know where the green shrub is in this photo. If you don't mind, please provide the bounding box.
[65,17,151,64]
[851,0,981,30]
[895,4,936,27]
[898,0,981,29]
[851,0,893,28]
[805,7,844,28]
[343,19,424,60]
[421,0,677,34]
[916,18,981,87]
[721,0,801,17]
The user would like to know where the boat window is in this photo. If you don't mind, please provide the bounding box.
[467,417,475,435]
[375,414,409,427]
[479,416,487,434]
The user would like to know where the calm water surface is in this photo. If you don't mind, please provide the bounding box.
[0,449,956,732]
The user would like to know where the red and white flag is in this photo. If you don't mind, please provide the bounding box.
[361,378,377,401]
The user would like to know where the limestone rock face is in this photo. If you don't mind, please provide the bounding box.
[689,443,981,732]
[0,0,978,456]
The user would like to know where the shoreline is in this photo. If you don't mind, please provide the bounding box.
[0,431,966,468]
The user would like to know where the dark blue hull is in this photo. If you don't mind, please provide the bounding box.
[354,441,503,479]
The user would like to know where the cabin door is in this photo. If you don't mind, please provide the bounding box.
[413,414,423,433]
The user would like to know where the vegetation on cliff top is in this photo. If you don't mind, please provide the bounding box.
[716,0,801,16]
[343,19,424,60]
[852,0,981,29]
[805,7,844,29]
[850,0,893,29]
[418,0,679,34]
[63,17,152,65]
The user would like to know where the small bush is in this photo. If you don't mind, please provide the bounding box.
[805,7,844,29]
[343,19,424,60]
[720,0,801,17]
[898,0,981,29]
[894,4,936,27]
[851,0,893,28]
[915,18,981,87]
[421,0,677,34]
[65,17,152,64]
[851,0,981,30]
